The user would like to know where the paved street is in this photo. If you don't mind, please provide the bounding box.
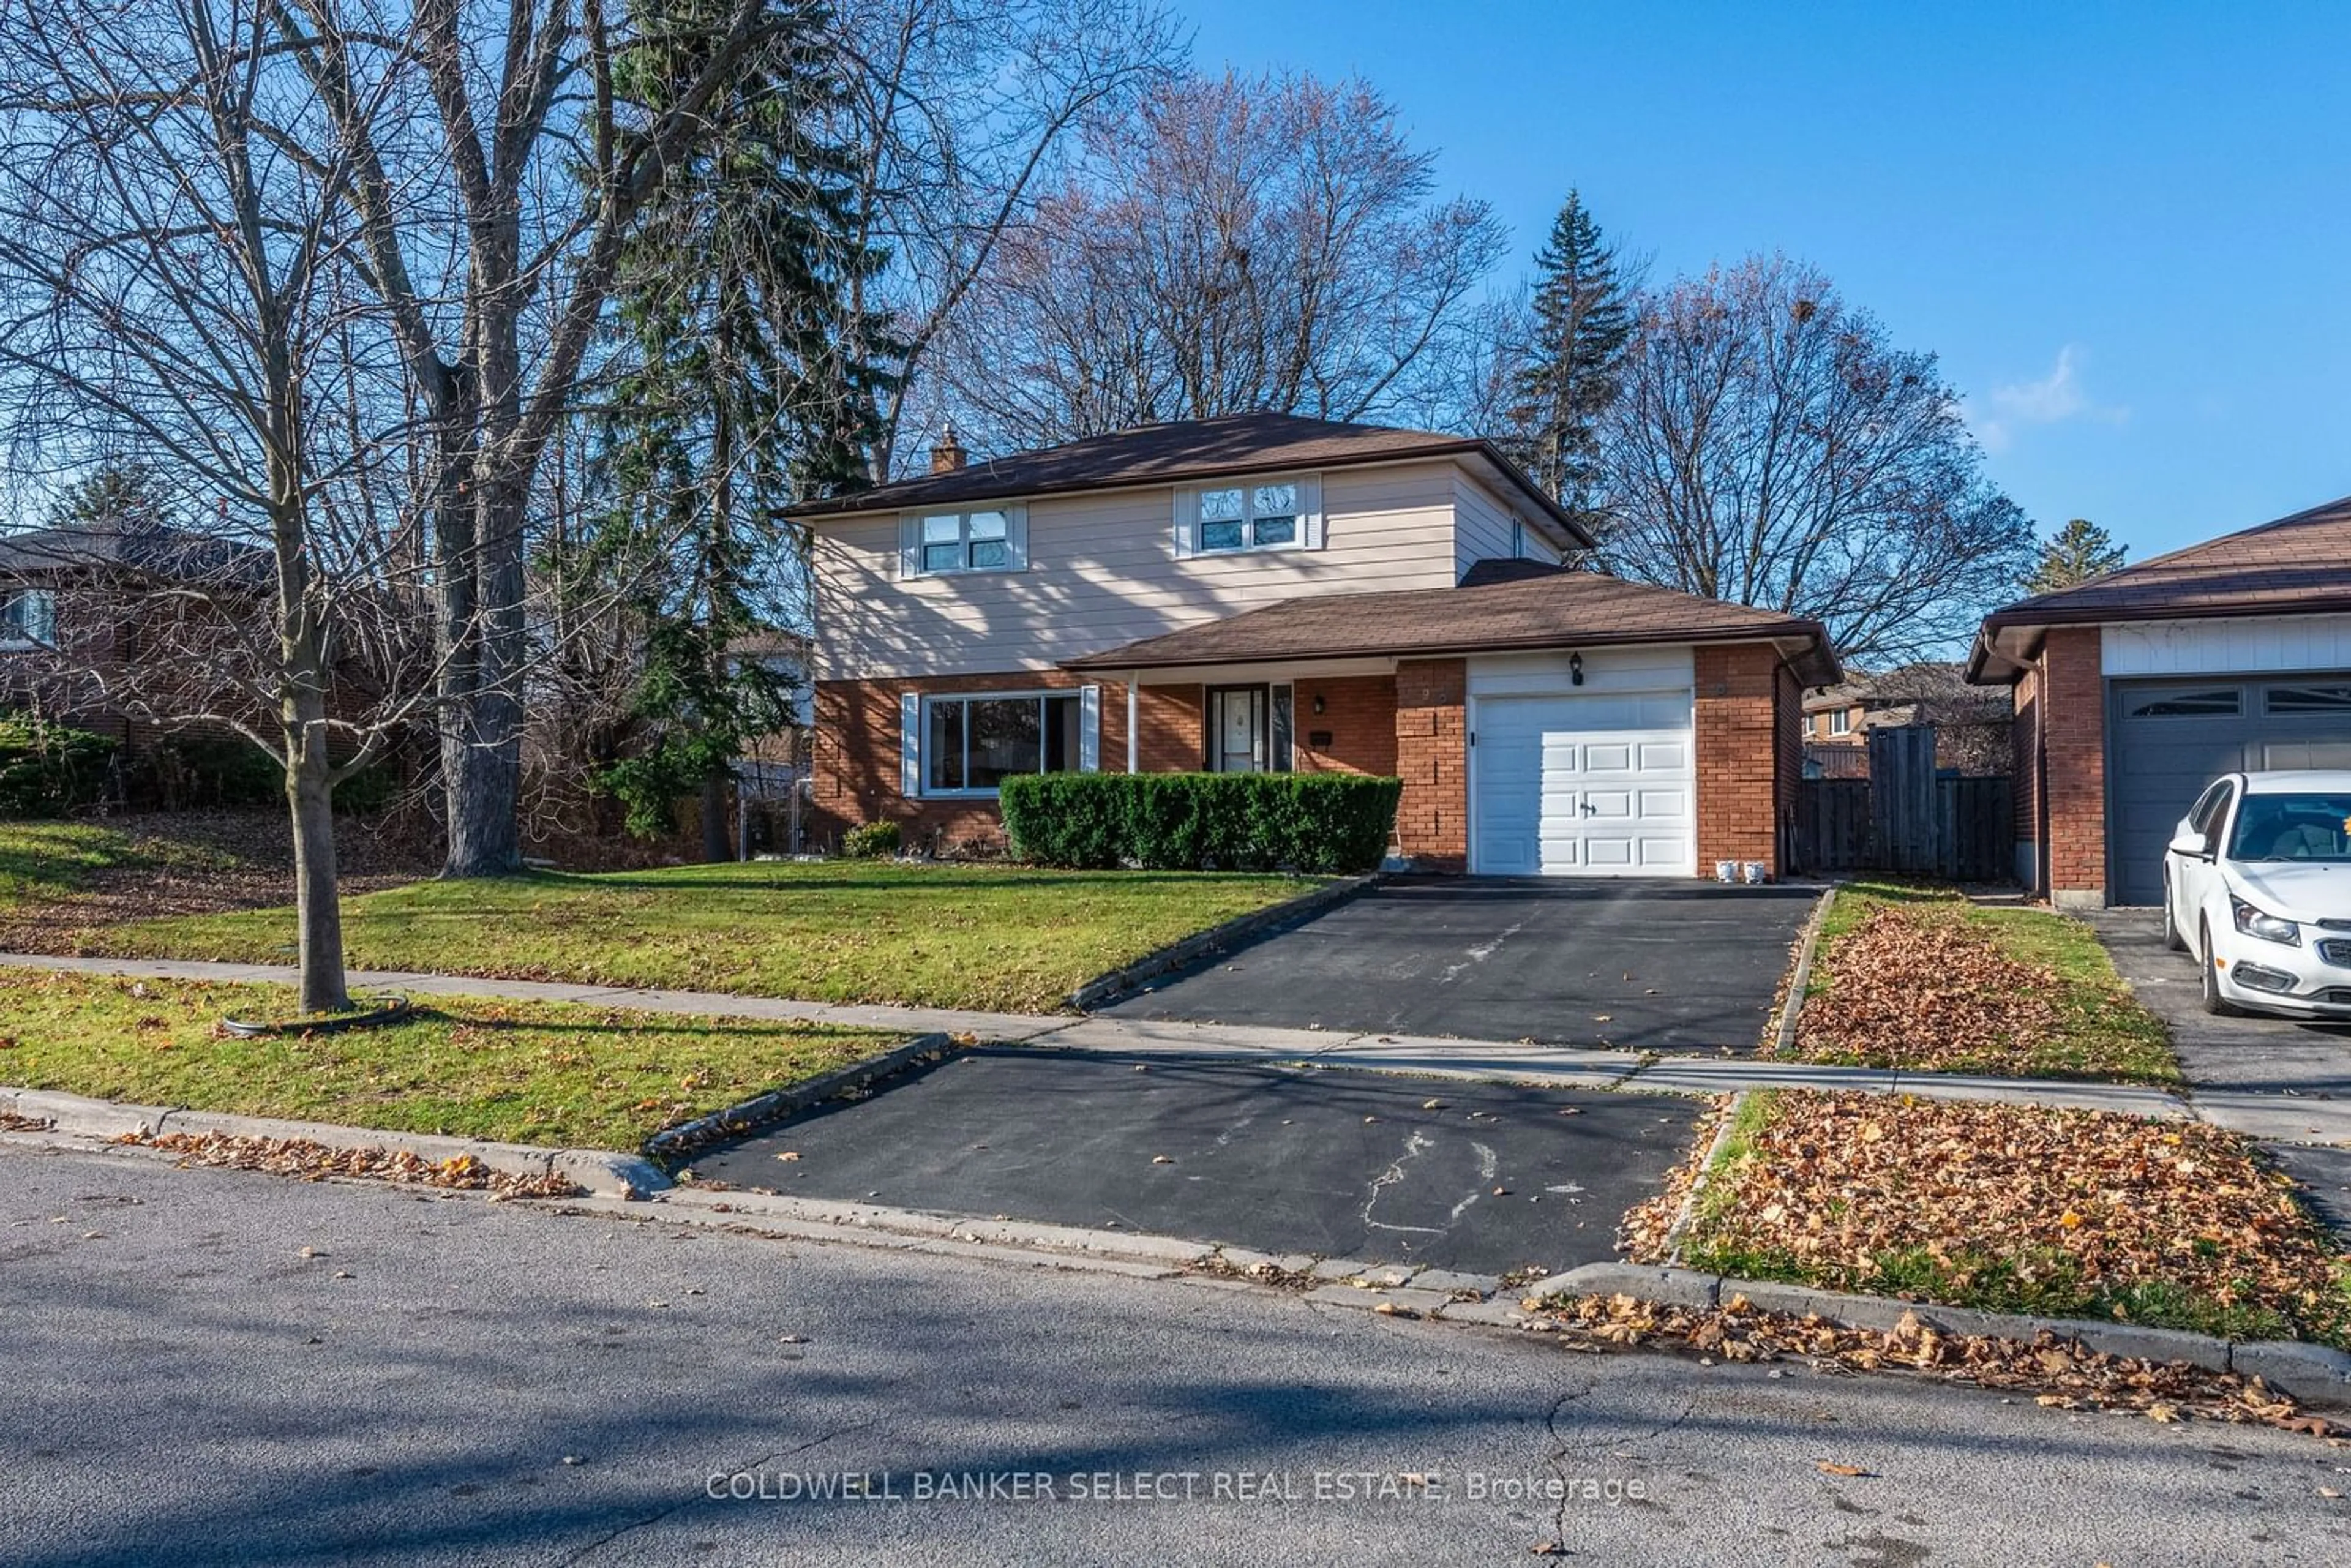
[1104,877,1820,1050]
[6,1139,2349,1567]
[687,1048,1702,1274]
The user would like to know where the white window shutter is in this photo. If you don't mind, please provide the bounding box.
[1171,486,1197,559]
[1299,473,1325,550]
[1078,685,1101,772]
[1003,503,1029,570]
[896,514,921,578]
[899,692,921,795]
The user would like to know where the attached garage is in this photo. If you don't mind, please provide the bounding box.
[2107,675,2351,904]
[1970,493,2351,907]
[1468,649,1696,876]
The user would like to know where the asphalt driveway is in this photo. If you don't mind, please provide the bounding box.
[2090,908,2351,1097]
[1102,876,1820,1051]
[688,1048,1704,1277]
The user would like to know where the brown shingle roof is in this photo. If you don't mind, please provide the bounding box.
[1968,492,2351,681]
[790,411,1591,548]
[1062,569,1840,683]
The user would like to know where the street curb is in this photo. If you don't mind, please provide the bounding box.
[644,1183,1220,1269]
[1766,885,1835,1057]
[1520,1261,2351,1412]
[0,1086,665,1198]
[1068,872,1380,1010]
[1660,1091,1748,1267]
[642,1033,961,1162]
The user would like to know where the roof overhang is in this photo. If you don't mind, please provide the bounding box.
[789,443,1594,553]
[1065,625,1840,688]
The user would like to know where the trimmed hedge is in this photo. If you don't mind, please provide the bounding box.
[0,712,117,816]
[842,820,902,858]
[999,772,1401,874]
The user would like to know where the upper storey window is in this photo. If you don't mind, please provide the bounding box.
[899,505,1027,578]
[1174,474,1322,558]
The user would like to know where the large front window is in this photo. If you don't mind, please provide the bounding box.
[924,692,1081,793]
[2228,792,2351,863]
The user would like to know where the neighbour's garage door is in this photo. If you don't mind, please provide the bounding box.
[1471,691,1695,876]
[2109,675,2351,903]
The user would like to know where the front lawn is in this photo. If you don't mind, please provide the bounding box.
[1628,1089,2351,1347]
[1781,881,2178,1082]
[76,860,1317,1013]
[0,821,162,915]
[0,966,896,1151]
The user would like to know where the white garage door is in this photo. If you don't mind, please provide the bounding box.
[1471,690,1695,876]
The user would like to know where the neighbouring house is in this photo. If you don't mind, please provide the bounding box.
[792,412,1839,877]
[0,520,274,752]
[1801,663,2013,778]
[1967,493,2351,906]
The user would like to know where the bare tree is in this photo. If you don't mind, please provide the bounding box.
[1597,255,2036,664]
[926,69,1509,454]
[287,0,790,877]
[826,0,1179,476]
[0,0,429,1010]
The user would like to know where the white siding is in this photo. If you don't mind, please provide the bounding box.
[1451,472,1563,579]
[815,460,1464,679]
[2101,615,2351,677]
[1468,646,1693,698]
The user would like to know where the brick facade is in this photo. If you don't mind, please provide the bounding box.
[1693,643,1787,876]
[2037,627,2106,906]
[819,642,1802,878]
[1393,658,1468,869]
[2010,661,2044,890]
[1293,675,1398,777]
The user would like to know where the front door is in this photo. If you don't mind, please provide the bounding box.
[1209,686,1266,773]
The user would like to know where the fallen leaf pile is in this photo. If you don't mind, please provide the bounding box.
[0,1111,56,1133]
[1615,1098,1733,1261]
[1787,908,2064,1071]
[1526,1292,2341,1436]
[1623,1091,2350,1344]
[127,1130,584,1201]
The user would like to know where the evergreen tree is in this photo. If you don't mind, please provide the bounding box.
[1509,191,1633,522]
[2025,517,2126,595]
[43,464,174,534]
[590,0,900,856]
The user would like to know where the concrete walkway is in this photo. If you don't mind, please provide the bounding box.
[10,948,2349,1145]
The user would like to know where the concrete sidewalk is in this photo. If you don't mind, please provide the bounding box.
[10,949,2349,1145]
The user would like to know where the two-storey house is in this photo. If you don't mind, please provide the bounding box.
[795,413,1838,876]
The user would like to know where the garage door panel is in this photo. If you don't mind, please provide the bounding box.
[1472,692,1695,877]
[2111,675,2351,904]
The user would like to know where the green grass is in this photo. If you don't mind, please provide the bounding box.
[1799,880,2180,1083]
[0,966,896,1151]
[0,822,140,915]
[83,860,1318,1014]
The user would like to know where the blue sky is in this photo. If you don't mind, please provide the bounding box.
[1180,0,2351,561]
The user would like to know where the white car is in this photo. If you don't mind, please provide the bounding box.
[2162,770,2351,1018]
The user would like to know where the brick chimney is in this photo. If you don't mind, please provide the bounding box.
[928,421,969,475]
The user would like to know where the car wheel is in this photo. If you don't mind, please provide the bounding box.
[2162,892,2187,952]
[2199,918,2244,1017]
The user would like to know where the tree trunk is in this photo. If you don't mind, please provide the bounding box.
[288,735,349,1016]
[701,768,730,863]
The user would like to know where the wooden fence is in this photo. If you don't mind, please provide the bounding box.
[1794,726,2012,881]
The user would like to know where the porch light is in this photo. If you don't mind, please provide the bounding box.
[1569,652,1584,686]
[1311,692,1325,714]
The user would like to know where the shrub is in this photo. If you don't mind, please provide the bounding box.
[0,712,117,816]
[132,733,282,809]
[331,762,400,816]
[1000,772,1400,874]
[842,820,902,859]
